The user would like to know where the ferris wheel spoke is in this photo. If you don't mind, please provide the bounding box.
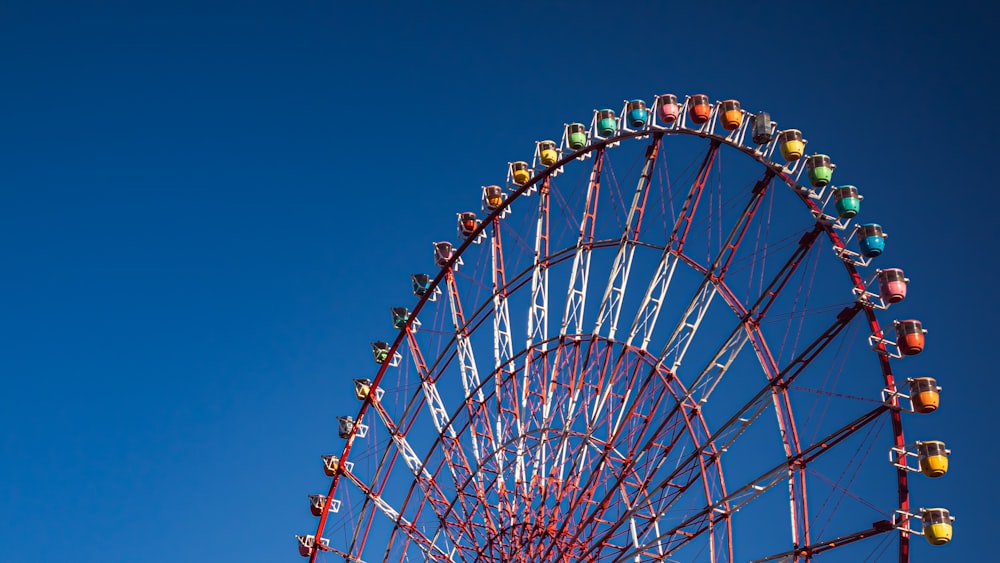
[541,357,699,559]
[625,141,721,350]
[336,465,457,562]
[560,149,605,338]
[402,327,502,547]
[489,217,521,520]
[593,134,662,340]
[526,177,551,350]
[745,521,895,563]
[444,269,494,466]
[572,304,863,559]
[615,404,889,562]
[657,171,774,380]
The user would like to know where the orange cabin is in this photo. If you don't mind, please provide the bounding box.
[908,377,941,413]
[895,320,926,356]
[719,99,742,131]
[483,185,505,211]
[322,454,340,476]
[688,94,711,124]
[458,211,478,237]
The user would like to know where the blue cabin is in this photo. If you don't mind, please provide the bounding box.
[858,223,885,257]
[411,273,432,297]
[626,100,648,127]
[391,307,411,329]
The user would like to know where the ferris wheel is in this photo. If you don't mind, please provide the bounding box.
[296,93,954,562]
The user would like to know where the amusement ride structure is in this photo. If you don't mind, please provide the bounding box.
[295,93,953,562]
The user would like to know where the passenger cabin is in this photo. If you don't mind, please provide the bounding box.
[895,319,926,356]
[458,212,479,237]
[806,154,835,188]
[833,185,862,219]
[719,99,742,131]
[566,123,588,150]
[371,341,390,364]
[434,242,454,267]
[483,185,505,211]
[688,94,711,124]
[877,268,908,304]
[309,494,327,517]
[751,112,773,144]
[537,140,558,166]
[354,378,372,401]
[597,109,618,136]
[857,223,886,257]
[921,508,954,545]
[626,100,648,127]
[917,440,950,478]
[411,273,433,297]
[391,307,411,329]
[656,94,680,123]
[337,416,356,439]
[322,454,340,476]
[297,535,316,557]
[777,129,805,161]
[510,161,530,186]
[908,377,941,413]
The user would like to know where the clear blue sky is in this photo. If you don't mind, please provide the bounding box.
[1,1,994,561]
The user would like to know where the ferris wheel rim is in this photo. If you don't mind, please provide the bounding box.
[306,99,915,563]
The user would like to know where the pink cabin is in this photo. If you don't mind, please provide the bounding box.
[657,94,680,123]
[878,268,909,304]
[895,320,926,356]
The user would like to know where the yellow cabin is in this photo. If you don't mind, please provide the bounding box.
[917,441,950,478]
[922,508,954,545]
[354,378,372,401]
[511,161,530,186]
[538,140,558,166]
[778,129,806,161]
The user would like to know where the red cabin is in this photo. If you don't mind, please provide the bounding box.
[309,494,327,517]
[297,535,315,557]
[895,320,926,356]
[878,268,909,304]
[688,94,711,124]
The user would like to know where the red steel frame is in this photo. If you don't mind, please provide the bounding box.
[305,117,911,563]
